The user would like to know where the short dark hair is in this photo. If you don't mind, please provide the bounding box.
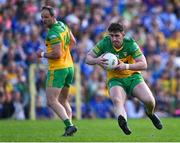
[41,6,55,16]
[108,23,124,32]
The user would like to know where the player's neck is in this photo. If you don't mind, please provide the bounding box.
[52,20,58,25]
[49,20,58,28]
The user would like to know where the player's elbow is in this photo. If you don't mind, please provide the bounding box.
[85,55,92,65]
[70,31,76,45]
[72,38,77,45]
[54,52,61,59]
[70,36,77,47]
[142,62,147,70]
[85,56,89,64]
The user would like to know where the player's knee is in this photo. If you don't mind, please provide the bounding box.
[59,97,68,105]
[47,99,54,107]
[47,100,52,107]
[67,108,72,115]
[145,98,155,108]
[46,96,56,107]
[111,96,124,106]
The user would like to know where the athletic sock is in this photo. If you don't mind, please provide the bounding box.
[63,119,73,128]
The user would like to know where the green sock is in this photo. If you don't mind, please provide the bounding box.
[64,119,73,128]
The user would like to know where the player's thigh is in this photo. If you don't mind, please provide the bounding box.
[46,87,62,103]
[46,69,68,88]
[110,86,127,104]
[132,81,155,104]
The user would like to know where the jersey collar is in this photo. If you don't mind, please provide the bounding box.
[113,43,123,52]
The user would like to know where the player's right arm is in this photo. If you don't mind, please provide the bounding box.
[37,43,61,59]
[85,50,106,65]
[85,37,109,67]
[37,30,61,59]
[69,31,76,49]
[44,43,61,59]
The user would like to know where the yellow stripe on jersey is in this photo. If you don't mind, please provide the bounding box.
[50,37,60,45]
[113,46,123,52]
[134,49,142,58]
[93,46,100,54]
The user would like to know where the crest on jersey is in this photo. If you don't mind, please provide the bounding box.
[123,52,127,57]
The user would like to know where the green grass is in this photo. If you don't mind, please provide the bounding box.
[0,118,180,142]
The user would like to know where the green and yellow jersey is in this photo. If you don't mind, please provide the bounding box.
[46,21,73,70]
[92,36,143,80]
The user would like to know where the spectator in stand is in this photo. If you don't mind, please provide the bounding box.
[0,0,179,120]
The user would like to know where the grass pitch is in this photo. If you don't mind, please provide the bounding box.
[0,118,179,142]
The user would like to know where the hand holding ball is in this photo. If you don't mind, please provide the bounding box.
[102,53,118,70]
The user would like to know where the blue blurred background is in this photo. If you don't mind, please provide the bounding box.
[0,0,179,120]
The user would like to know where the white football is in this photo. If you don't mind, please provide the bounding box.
[102,53,118,70]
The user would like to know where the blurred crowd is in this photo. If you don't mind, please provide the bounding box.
[0,0,180,120]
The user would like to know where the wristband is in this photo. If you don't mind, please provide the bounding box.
[41,52,45,58]
[125,64,129,70]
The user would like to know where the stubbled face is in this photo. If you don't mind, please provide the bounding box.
[41,9,54,28]
[109,32,124,49]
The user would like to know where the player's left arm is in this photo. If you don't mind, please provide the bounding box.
[116,54,147,71]
[37,43,61,59]
[128,42,147,70]
[116,41,147,71]
[128,54,147,70]
[44,43,61,59]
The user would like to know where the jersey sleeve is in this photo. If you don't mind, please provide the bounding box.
[47,30,61,45]
[92,38,106,57]
[130,41,143,59]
